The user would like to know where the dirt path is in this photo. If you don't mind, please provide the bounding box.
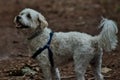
[0,0,120,80]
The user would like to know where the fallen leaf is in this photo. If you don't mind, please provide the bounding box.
[102,67,112,73]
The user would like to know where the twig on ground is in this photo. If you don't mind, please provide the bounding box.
[88,77,94,80]
[61,75,75,79]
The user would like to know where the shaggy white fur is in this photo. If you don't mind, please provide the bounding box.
[14,8,118,80]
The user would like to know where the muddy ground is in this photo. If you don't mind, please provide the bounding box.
[0,0,120,80]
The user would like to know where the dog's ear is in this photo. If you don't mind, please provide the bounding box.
[38,13,48,29]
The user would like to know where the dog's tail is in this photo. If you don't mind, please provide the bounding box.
[97,17,118,52]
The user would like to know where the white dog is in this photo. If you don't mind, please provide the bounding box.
[14,8,118,80]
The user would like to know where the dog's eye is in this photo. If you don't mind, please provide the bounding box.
[21,13,24,15]
[27,14,31,19]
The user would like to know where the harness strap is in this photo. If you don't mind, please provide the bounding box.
[48,46,54,67]
[31,32,54,67]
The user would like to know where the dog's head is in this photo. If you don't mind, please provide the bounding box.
[14,8,48,30]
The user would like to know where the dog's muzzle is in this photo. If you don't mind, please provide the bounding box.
[15,16,30,29]
[16,16,21,22]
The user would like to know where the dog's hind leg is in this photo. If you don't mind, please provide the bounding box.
[73,51,92,80]
[90,48,104,80]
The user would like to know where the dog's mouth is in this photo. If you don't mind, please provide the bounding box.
[15,21,30,29]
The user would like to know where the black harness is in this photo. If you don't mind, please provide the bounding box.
[31,32,54,67]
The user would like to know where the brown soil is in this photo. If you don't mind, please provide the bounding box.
[0,0,120,80]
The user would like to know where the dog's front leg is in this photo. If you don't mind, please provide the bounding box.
[55,68,61,80]
[40,63,52,80]
[40,63,61,80]
[51,67,61,80]
[37,54,52,80]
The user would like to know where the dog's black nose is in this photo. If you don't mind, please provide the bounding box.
[16,16,21,21]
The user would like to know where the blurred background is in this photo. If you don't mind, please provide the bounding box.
[0,0,120,80]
